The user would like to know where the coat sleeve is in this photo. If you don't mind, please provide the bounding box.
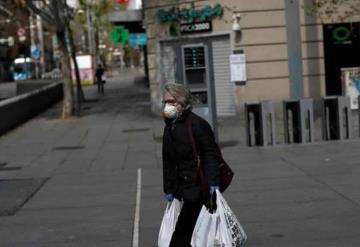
[162,127,175,194]
[193,118,221,186]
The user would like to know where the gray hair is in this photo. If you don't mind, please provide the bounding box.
[164,83,193,109]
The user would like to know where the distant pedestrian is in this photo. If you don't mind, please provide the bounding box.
[95,63,105,95]
[161,83,221,247]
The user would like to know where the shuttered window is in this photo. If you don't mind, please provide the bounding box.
[212,39,236,116]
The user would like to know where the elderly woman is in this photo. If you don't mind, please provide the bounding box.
[162,83,221,247]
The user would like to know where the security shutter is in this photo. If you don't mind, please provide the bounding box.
[212,39,236,116]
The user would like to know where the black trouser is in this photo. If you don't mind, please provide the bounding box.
[97,79,104,95]
[169,199,203,247]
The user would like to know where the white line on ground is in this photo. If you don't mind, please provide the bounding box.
[132,168,142,247]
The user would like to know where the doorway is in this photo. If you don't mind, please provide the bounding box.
[323,22,360,95]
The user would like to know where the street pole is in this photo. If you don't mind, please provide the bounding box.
[36,1,45,76]
[29,11,39,79]
[86,3,92,55]
[86,1,96,73]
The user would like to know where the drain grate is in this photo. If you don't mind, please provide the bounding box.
[122,128,150,133]
[52,146,85,151]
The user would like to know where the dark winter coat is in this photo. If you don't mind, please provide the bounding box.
[162,109,221,202]
[95,67,104,82]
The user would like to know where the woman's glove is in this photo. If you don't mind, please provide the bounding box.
[209,186,220,194]
[207,186,219,213]
[164,193,174,202]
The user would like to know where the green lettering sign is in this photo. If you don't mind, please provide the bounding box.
[158,3,223,23]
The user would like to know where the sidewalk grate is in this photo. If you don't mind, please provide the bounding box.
[122,128,150,133]
[0,178,48,216]
[52,146,85,151]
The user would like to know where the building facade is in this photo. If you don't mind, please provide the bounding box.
[143,0,360,117]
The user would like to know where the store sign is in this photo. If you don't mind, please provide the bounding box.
[71,55,94,85]
[332,26,352,44]
[180,21,212,34]
[158,4,223,23]
[52,35,61,59]
[110,26,129,45]
[128,33,147,46]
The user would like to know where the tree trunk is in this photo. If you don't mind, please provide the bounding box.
[67,26,85,115]
[94,27,100,65]
[57,30,74,118]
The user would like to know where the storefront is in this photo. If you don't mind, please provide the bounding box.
[143,0,360,117]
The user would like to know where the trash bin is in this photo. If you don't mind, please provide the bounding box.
[283,98,315,143]
[245,101,276,146]
[322,96,352,140]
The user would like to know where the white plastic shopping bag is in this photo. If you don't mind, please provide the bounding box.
[158,199,181,247]
[191,205,218,247]
[191,190,247,247]
[216,190,247,247]
[101,74,107,82]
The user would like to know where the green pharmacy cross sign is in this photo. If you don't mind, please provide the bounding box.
[158,3,224,23]
[111,26,129,45]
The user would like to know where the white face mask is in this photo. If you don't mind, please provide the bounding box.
[163,104,178,119]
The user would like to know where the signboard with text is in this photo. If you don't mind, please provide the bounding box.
[180,21,212,34]
[71,55,94,85]
[341,67,360,109]
[230,54,247,82]
[128,33,147,46]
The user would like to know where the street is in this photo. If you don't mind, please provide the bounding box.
[0,71,360,246]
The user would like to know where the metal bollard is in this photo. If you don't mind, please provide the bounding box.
[322,96,352,140]
[245,101,276,146]
[283,98,315,143]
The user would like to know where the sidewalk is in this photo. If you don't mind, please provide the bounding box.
[0,72,360,246]
[0,82,16,100]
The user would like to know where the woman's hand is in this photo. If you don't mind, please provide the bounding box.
[209,186,220,194]
[164,193,174,202]
[207,186,219,213]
